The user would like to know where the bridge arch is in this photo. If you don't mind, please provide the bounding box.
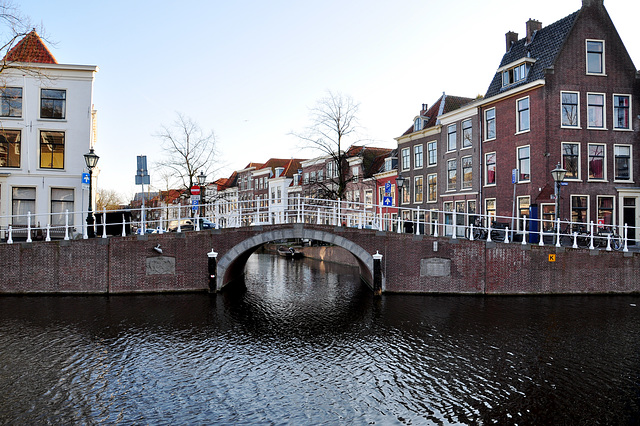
[216,227,375,292]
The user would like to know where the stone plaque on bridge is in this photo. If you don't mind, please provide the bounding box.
[420,258,451,277]
[146,256,176,275]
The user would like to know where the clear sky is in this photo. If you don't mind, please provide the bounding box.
[16,0,640,199]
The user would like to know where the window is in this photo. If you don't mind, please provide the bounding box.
[447,124,456,151]
[414,144,423,169]
[462,156,472,189]
[517,196,530,231]
[310,171,317,183]
[485,199,496,224]
[0,87,22,117]
[303,173,309,184]
[427,174,437,202]
[427,141,437,166]
[541,204,555,232]
[40,131,65,169]
[12,187,35,225]
[414,117,422,132]
[51,188,75,226]
[562,142,580,179]
[277,187,282,202]
[588,143,605,180]
[462,119,472,148]
[0,129,21,168]
[455,201,466,237]
[571,195,589,225]
[485,108,496,140]
[614,145,631,181]
[502,63,529,86]
[444,202,453,236]
[597,196,614,226]
[485,152,496,185]
[517,97,530,132]
[364,189,373,207]
[561,91,579,127]
[401,148,410,170]
[414,176,423,203]
[447,159,457,191]
[317,169,324,182]
[351,167,358,183]
[613,95,631,130]
[517,146,530,181]
[41,89,66,119]
[402,181,410,204]
[586,40,604,74]
[326,161,334,178]
[587,93,605,129]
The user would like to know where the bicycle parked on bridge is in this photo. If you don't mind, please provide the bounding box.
[465,216,508,242]
[556,222,623,250]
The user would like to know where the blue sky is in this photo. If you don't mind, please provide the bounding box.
[16,0,640,198]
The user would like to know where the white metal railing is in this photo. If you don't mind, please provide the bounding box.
[0,196,637,251]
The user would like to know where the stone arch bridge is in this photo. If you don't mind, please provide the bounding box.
[0,223,638,295]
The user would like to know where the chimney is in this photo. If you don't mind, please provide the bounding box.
[526,19,542,44]
[582,0,604,7]
[421,103,428,114]
[506,31,518,52]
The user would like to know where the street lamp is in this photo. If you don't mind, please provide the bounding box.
[551,162,567,227]
[395,173,405,232]
[83,148,99,238]
[197,170,207,218]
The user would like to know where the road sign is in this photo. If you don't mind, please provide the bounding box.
[191,195,200,201]
[191,185,201,195]
[512,168,519,184]
[385,182,392,193]
[549,254,556,262]
[191,199,199,212]
[383,196,393,206]
[82,172,90,189]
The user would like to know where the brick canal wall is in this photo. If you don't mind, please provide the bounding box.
[0,224,638,295]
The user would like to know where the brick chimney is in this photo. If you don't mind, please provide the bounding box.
[526,19,542,44]
[582,0,604,7]
[506,31,518,52]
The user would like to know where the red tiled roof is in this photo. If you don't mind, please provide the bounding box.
[259,158,307,178]
[401,94,474,136]
[4,30,57,64]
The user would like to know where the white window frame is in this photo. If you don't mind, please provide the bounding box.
[485,152,496,186]
[447,124,456,152]
[427,173,437,203]
[461,155,473,189]
[401,147,410,171]
[462,119,472,148]
[614,144,633,183]
[597,195,616,227]
[485,198,496,224]
[427,140,437,166]
[516,195,530,232]
[587,143,607,181]
[447,158,457,191]
[517,145,531,183]
[560,91,580,128]
[484,108,496,141]
[586,39,605,75]
[561,142,581,181]
[571,194,590,226]
[414,175,423,204]
[414,144,423,169]
[587,92,606,130]
[516,96,530,134]
[612,94,632,131]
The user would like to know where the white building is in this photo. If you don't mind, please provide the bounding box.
[0,31,98,237]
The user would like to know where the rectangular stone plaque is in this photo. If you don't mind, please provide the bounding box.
[420,258,451,277]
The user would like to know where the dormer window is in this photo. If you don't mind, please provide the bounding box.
[414,118,422,132]
[502,63,529,87]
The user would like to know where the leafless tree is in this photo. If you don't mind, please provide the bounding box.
[96,188,124,211]
[0,1,49,76]
[154,113,220,191]
[291,91,364,200]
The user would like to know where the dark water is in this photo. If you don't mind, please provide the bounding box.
[1,254,639,425]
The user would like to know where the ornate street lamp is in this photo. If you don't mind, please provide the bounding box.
[551,162,567,227]
[83,148,99,238]
[197,170,207,218]
[395,173,405,232]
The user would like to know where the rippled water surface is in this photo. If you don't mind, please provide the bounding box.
[1,253,639,424]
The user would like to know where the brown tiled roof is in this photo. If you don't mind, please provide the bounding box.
[259,158,307,178]
[401,94,474,137]
[4,30,57,64]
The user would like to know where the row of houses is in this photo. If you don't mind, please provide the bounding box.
[188,0,639,242]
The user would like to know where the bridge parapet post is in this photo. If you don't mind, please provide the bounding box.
[372,251,383,296]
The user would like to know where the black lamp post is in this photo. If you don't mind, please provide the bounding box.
[84,148,99,238]
[395,173,405,232]
[551,162,567,226]
[197,170,207,218]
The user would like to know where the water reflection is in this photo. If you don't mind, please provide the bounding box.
[0,254,639,424]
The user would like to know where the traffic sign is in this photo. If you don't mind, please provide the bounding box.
[385,182,392,193]
[82,172,90,189]
[383,196,393,206]
[191,185,201,195]
[512,168,519,184]
[191,195,200,201]
[191,199,199,212]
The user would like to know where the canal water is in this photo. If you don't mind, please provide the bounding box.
[1,253,639,425]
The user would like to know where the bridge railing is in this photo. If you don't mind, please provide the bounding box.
[0,196,636,251]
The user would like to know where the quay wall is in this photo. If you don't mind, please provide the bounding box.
[0,224,638,295]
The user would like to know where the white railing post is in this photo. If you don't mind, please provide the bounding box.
[122,213,127,237]
[623,223,629,252]
[64,209,70,240]
[555,218,561,247]
[26,212,32,243]
[487,219,492,243]
[7,225,13,244]
[102,209,107,238]
[589,221,595,250]
[141,204,146,234]
[317,208,321,225]
[452,210,457,239]
[46,223,51,242]
[522,217,527,245]
[337,199,341,226]
[469,222,474,241]
[297,194,301,223]
[301,197,305,224]
[416,207,420,236]
[397,213,401,234]
[572,232,578,249]
[504,227,510,244]
[177,207,182,233]
[606,233,612,251]
[434,213,439,238]
[195,211,201,231]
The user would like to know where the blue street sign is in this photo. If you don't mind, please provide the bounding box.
[192,199,199,212]
[385,182,392,193]
[82,173,90,184]
[383,196,393,206]
[512,168,519,184]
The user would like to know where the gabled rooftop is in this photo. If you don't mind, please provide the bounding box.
[3,30,57,64]
[401,93,474,137]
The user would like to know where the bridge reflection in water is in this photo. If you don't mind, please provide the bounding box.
[1,253,638,424]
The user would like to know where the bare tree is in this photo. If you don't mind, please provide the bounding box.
[291,91,363,200]
[96,188,124,211]
[0,1,49,76]
[154,113,219,191]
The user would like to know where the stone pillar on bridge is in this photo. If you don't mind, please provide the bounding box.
[372,251,383,296]
[208,249,218,292]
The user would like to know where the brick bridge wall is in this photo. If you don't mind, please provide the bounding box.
[0,223,638,294]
